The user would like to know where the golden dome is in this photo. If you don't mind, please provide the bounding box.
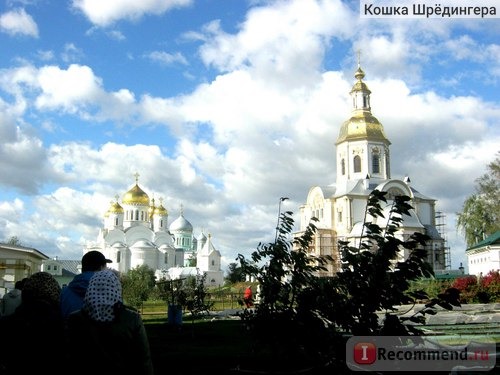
[154,204,168,215]
[109,201,124,214]
[336,113,390,145]
[122,184,150,206]
[336,65,390,145]
[104,200,123,217]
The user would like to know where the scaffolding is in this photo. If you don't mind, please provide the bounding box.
[435,211,452,269]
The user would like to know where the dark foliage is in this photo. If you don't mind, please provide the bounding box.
[236,190,461,371]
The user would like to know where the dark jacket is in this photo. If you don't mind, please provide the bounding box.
[60,271,95,319]
[0,300,67,375]
[1,288,22,316]
[66,304,154,375]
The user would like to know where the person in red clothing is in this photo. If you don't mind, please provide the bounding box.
[243,286,253,308]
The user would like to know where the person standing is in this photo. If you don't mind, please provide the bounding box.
[0,272,67,375]
[1,278,26,316]
[66,269,154,375]
[60,250,111,319]
[243,285,253,308]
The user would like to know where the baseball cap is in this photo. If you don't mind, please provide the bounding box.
[82,251,112,272]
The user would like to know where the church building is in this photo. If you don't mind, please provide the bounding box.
[296,65,448,276]
[84,175,224,286]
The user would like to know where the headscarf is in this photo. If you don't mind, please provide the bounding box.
[83,269,123,322]
[22,272,61,307]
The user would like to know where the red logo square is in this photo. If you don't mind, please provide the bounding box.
[353,342,376,364]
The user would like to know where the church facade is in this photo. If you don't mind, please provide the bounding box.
[296,65,448,276]
[84,176,224,286]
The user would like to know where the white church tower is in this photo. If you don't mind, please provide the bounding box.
[297,64,447,275]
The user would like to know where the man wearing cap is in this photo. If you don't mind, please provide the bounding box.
[60,250,112,319]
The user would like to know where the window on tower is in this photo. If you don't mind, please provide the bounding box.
[341,159,346,175]
[372,151,380,174]
[353,155,361,173]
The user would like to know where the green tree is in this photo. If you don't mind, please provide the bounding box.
[457,152,500,247]
[121,265,156,310]
[225,262,245,284]
[237,203,333,370]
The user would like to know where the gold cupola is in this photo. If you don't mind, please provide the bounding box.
[122,173,150,206]
[336,66,390,146]
[107,200,124,214]
[154,198,168,216]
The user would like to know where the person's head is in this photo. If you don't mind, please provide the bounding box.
[22,272,61,308]
[14,278,27,290]
[81,250,112,272]
[83,269,123,322]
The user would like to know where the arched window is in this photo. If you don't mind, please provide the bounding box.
[341,159,346,175]
[372,152,380,174]
[353,155,361,173]
[115,218,118,226]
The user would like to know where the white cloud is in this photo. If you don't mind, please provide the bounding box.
[146,51,188,66]
[199,0,354,88]
[0,8,38,37]
[35,64,102,112]
[72,0,193,27]
[61,43,84,63]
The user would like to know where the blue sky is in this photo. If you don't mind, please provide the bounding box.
[0,0,498,273]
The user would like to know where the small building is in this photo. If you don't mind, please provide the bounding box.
[42,258,80,287]
[0,244,49,296]
[466,231,500,277]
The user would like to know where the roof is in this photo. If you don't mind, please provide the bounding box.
[466,231,500,251]
[58,260,81,275]
[0,243,50,260]
[424,225,443,240]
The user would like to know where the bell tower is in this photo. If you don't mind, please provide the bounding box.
[335,64,391,188]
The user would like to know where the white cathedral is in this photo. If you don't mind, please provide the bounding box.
[296,65,448,276]
[84,176,224,286]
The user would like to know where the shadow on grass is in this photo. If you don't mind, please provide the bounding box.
[145,317,500,375]
[144,317,354,375]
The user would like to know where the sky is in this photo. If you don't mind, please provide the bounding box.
[0,0,498,274]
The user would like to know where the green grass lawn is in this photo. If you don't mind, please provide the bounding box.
[144,315,500,375]
[144,317,255,375]
[144,316,358,375]
[141,300,500,375]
